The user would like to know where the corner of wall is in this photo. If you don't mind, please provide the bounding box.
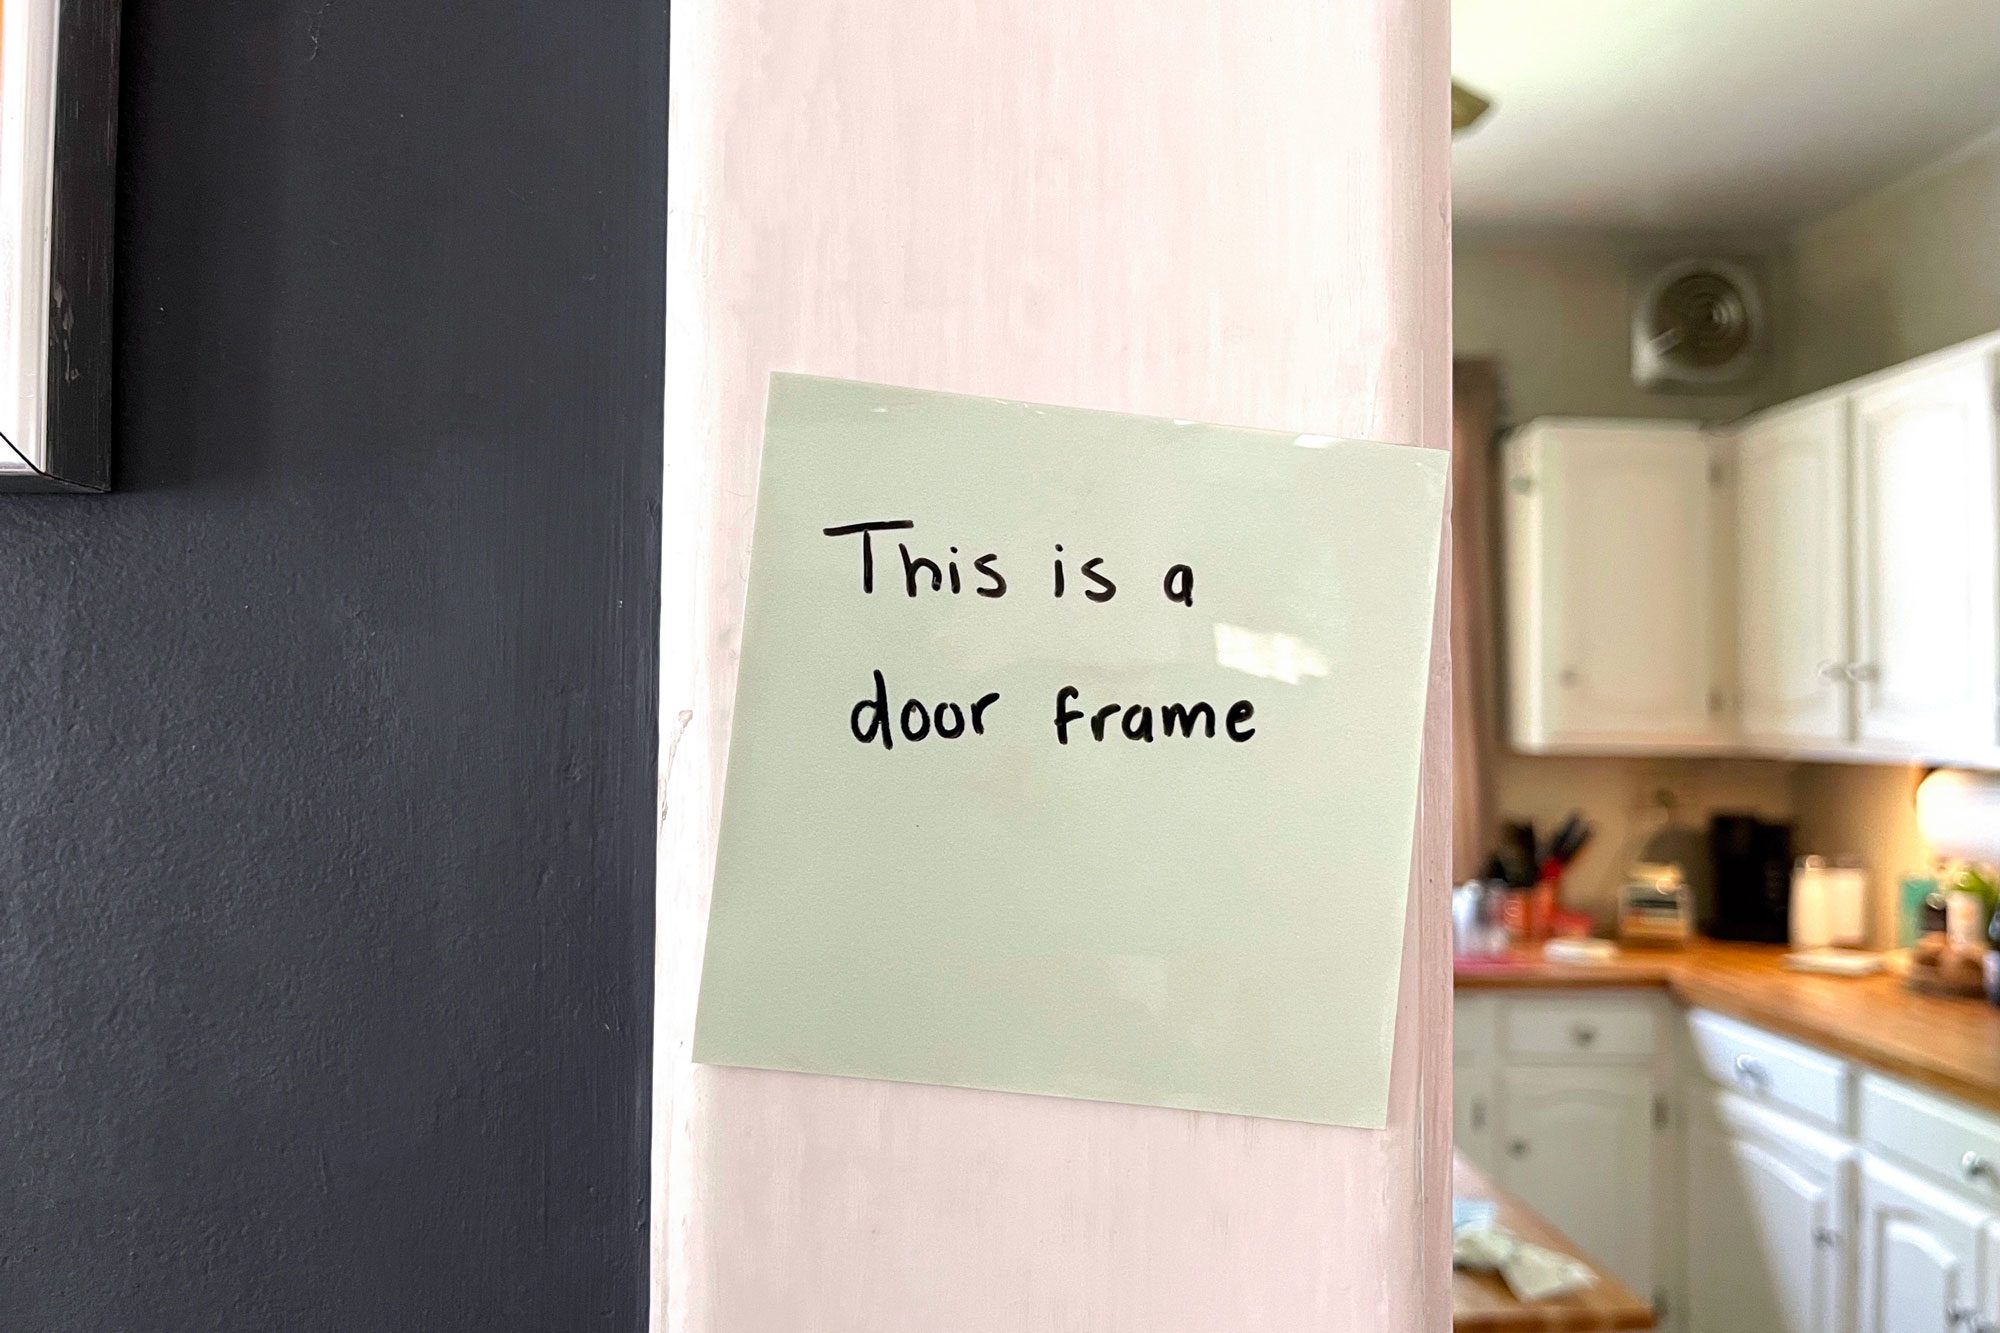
[1779,122,2000,397]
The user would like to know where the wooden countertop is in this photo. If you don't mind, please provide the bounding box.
[1458,939,2000,1115]
[1452,1152,1656,1331]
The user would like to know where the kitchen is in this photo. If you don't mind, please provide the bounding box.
[1448,1,2000,1330]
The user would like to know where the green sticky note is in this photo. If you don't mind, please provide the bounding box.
[693,374,1446,1129]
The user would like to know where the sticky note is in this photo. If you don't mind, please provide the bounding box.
[693,374,1446,1128]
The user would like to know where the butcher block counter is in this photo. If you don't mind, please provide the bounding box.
[1452,1153,1655,1331]
[1457,939,2000,1116]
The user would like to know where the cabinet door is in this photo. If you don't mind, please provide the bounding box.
[1736,399,1852,748]
[1454,1070,1495,1172]
[1505,421,1727,751]
[1687,1091,1854,1333]
[1858,1154,1986,1333]
[1851,356,2000,755]
[1455,996,1496,1171]
[1496,1062,1657,1295]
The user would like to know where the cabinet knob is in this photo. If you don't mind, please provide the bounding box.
[1559,668,1580,688]
[1961,1151,1993,1182]
[1733,1053,1769,1089]
[1507,1138,1529,1159]
[1571,1023,1597,1047]
[1848,662,1881,684]
[1470,1099,1487,1131]
[1817,661,1847,683]
[1812,1226,1840,1249]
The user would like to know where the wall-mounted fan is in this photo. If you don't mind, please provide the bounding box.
[1631,259,1764,391]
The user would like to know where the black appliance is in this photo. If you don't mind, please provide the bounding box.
[1707,814,1794,943]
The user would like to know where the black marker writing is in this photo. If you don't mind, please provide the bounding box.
[1081,557,1116,603]
[823,519,915,594]
[851,669,1000,749]
[1053,686,1256,745]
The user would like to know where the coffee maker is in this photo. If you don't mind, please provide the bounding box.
[1707,814,1795,943]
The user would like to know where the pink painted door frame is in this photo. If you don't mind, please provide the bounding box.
[659,2,1453,1327]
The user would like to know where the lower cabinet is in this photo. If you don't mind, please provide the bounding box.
[1856,1155,1989,1333]
[1456,994,1496,1169]
[1686,1090,1854,1333]
[1456,994,2000,1333]
[1498,1062,1660,1299]
[1453,991,1675,1322]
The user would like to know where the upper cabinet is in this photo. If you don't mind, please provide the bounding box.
[1502,339,2000,769]
[1735,398,1852,749]
[1505,420,1731,754]
[1849,356,2000,759]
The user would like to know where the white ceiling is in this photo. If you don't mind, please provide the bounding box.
[1452,0,2000,231]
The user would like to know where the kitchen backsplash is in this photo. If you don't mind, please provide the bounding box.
[1492,753,1797,929]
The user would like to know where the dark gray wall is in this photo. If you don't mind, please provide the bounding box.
[0,2,659,1328]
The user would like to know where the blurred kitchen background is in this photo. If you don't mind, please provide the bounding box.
[1451,0,2000,944]
[1446,3,2000,1331]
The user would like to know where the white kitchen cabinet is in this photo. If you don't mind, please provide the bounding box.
[1861,1074,2000,1208]
[1496,1061,1659,1297]
[1857,1154,1988,1333]
[1686,1007,1853,1133]
[1505,420,1732,753]
[1454,991,1677,1321]
[1686,1089,1855,1333]
[1454,993,2000,1333]
[1454,1072,1495,1171]
[1849,354,2000,760]
[1455,994,1496,1171]
[1495,335,2000,769]
[1983,1220,2000,1333]
[1735,397,1853,749]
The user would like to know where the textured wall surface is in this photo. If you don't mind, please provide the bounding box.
[0,3,660,1328]
[1788,129,2000,396]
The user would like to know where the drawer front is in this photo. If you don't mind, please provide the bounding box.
[1501,997,1656,1061]
[1686,1008,1851,1131]
[1861,1073,2000,1204]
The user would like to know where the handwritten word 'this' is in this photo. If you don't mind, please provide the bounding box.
[821,520,1195,607]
